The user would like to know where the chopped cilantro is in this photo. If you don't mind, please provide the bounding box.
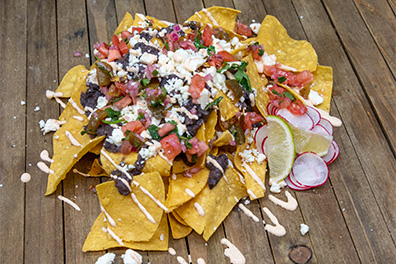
[216,62,239,73]
[96,63,113,77]
[145,19,152,26]
[258,49,264,56]
[234,61,252,92]
[191,154,197,163]
[105,108,121,121]
[137,112,145,120]
[109,96,124,104]
[278,76,287,83]
[283,91,295,101]
[207,45,216,55]
[125,130,131,136]
[94,55,102,62]
[205,96,223,110]
[166,120,180,137]
[141,78,150,87]
[272,88,281,97]
[153,69,158,76]
[102,118,126,125]
[194,36,206,50]
[80,130,87,135]
[164,40,169,50]
[148,124,161,140]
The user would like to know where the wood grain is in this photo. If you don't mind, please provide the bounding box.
[86,0,118,44]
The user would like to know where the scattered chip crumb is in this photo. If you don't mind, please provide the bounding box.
[300,224,309,235]
[34,106,40,112]
[20,173,31,183]
[21,100,26,105]
[121,249,143,264]
[95,252,116,264]
[13,116,16,119]
[28,163,32,166]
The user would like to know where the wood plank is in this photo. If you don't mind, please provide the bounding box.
[290,0,396,262]
[188,227,227,264]
[86,0,118,44]
[0,0,26,263]
[114,0,145,22]
[204,0,234,8]
[24,0,64,263]
[145,0,177,22]
[173,0,204,23]
[233,0,267,24]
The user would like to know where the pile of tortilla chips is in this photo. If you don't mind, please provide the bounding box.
[43,6,334,252]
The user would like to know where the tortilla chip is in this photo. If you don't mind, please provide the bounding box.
[217,90,239,122]
[45,117,104,195]
[165,168,210,211]
[205,110,217,145]
[175,167,246,240]
[213,130,233,147]
[172,211,188,226]
[96,172,165,242]
[168,213,192,239]
[308,65,333,112]
[132,13,146,27]
[100,149,171,177]
[257,15,317,72]
[82,212,168,251]
[114,12,133,34]
[87,158,108,177]
[210,147,219,156]
[187,6,240,33]
[244,54,269,118]
[55,65,89,98]
[234,143,266,200]
[89,140,104,155]
[146,16,172,30]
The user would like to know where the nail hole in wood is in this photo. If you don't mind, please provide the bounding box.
[288,245,312,264]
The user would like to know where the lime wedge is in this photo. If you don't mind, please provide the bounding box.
[290,124,333,156]
[266,115,295,183]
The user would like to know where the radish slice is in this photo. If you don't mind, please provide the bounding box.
[322,141,336,164]
[288,170,308,188]
[311,124,330,135]
[306,106,321,126]
[319,118,333,135]
[267,104,273,115]
[261,137,268,156]
[285,176,311,191]
[276,108,314,130]
[254,125,268,153]
[329,140,340,164]
[292,152,329,187]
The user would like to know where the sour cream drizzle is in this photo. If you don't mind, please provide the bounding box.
[100,205,116,227]
[168,247,176,255]
[68,98,85,115]
[111,174,132,193]
[238,204,259,222]
[202,8,219,26]
[72,168,90,177]
[221,238,246,264]
[268,191,298,211]
[247,189,258,200]
[197,258,206,264]
[194,202,205,216]
[263,207,286,236]
[175,107,198,120]
[46,90,63,99]
[40,150,54,163]
[73,115,84,122]
[65,131,82,147]
[37,161,54,174]
[242,162,266,191]
[185,188,195,198]
[207,156,224,174]
[58,195,81,211]
[106,227,124,246]
[176,256,188,264]
[134,183,170,213]
[54,97,66,108]
[100,149,132,180]
[131,193,156,224]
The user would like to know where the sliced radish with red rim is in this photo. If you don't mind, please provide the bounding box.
[319,118,333,135]
[276,108,314,130]
[292,152,329,187]
[328,140,340,164]
[254,125,268,154]
[306,106,321,127]
[261,137,268,156]
[285,176,311,191]
[311,124,331,136]
[322,141,336,164]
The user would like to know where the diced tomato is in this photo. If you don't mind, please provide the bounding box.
[293,70,314,88]
[196,140,209,156]
[111,35,120,47]
[218,50,237,62]
[235,21,252,37]
[121,31,131,40]
[208,54,223,69]
[160,133,182,161]
[115,95,132,109]
[278,97,292,109]
[158,122,176,137]
[188,74,206,99]
[202,25,213,47]
[263,65,274,77]
[114,82,127,95]
[187,31,198,41]
[108,46,121,62]
[118,40,129,55]
[268,85,287,101]
[287,100,307,115]
[120,140,133,155]
[243,112,264,130]
[95,42,109,58]
[247,44,264,60]
[122,120,145,135]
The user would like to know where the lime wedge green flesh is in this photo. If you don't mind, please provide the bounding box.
[290,124,333,156]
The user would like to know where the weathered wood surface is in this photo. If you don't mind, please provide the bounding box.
[1,0,395,263]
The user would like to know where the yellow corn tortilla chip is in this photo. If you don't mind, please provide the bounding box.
[100,149,171,177]
[45,117,104,195]
[132,13,146,27]
[187,6,240,33]
[210,147,219,156]
[234,143,266,200]
[172,211,188,226]
[165,168,210,211]
[114,12,133,34]
[217,90,239,122]
[96,172,165,242]
[307,65,333,112]
[213,130,234,147]
[89,140,103,155]
[175,167,247,240]
[168,213,192,239]
[257,15,317,72]
[55,65,89,98]
[205,110,217,145]
[244,54,269,118]
[146,16,172,30]
[83,212,168,251]
[87,158,108,177]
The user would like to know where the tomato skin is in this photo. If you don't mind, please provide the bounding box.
[188,74,206,99]
[114,82,127,95]
[160,134,182,161]
[202,25,213,47]
[121,31,131,40]
[247,44,264,60]
[122,120,145,135]
[218,50,237,62]
[118,40,129,55]
[268,85,287,101]
[243,112,264,130]
[114,95,132,109]
[287,100,307,115]
[111,35,120,47]
[208,54,223,68]
[108,46,121,62]
[235,21,252,37]
[293,70,314,87]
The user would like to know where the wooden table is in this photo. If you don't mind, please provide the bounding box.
[1,0,396,263]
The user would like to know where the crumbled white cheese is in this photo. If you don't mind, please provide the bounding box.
[21,100,26,105]
[39,119,63,135]
[212,35,231,53]
[300,224,309,235]
[121,249,143,264]
[34,106,40,112]
[249,23,261,34]
[96,96,108,109]
[106,128,124,146]
[138,144,158,160]
[86,68,98,85]
[85,53,90,58]
[269,179,286,193]
[308,89,324,106]
[197,88,211,109]
[140,52,158,65]
[95,252,116,264]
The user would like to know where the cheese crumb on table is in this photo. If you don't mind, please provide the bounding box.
[300,224,309,235]
[95,252,116,264]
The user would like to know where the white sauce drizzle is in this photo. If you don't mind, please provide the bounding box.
[131,193,156,223]
[136,184,170,213]
[158,150,173,165]
[195,12,202,18]
[68,98,85,115]
[185,188,195,198]
[58,195,81,211]
[247,189,258,200]
[268,191,298,211]
[202,8,219,26]
[65,131,82,147]
[194,202,205,216]
[100,149,133,180]
[238,204,259,222]
[37,161,54,174]
[54,96,66,108]
[263,207,286,236]
[197,258,206,264]
[107,227,124,246]
[206,156,224,174]
[176,256,188,264]
[72,168,90,177]
[221,238,246,264]
[46,90,63,99]
[242,162,266,191]
[111,174,132,193]
[72,115,84,122]
[20,173,31,183]
[168,247,176,255]
[40,150,54,163]
[100,205,116,227]
[175,107,199,120]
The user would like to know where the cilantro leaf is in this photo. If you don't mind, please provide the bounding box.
[137,112,145,120]
[234,61,252,92]
[105,108,121,121]
[283,91,295,101]
[278,76,287,83]
[102,119,126,125]
[194,36,206,50]
[207,45,216,55]
[153,69,158,76]
[258,49,264,56]
[141,78,150,87]
[205,96,223,110]
[148,125,161,140]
